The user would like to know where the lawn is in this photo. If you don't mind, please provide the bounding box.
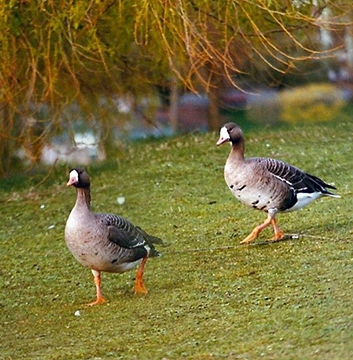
[1,120,352,359]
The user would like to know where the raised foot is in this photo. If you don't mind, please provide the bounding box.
[86,296,106,306]
[239,229,260,244]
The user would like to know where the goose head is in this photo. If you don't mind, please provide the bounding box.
[216,122,244,146]
[67,168,90,188]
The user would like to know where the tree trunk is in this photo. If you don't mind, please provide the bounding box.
[169,76,179,134]
[0,105,13,178]
[208,86,221,132]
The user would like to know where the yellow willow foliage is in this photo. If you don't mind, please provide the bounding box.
[0,0,166,176]
[0,0,351,176]
[133,0,352,91]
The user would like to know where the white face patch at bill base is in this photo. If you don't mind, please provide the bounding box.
[67,169,79,186]
[217,126,230,145]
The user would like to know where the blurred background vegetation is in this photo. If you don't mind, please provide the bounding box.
[0,0,353,177]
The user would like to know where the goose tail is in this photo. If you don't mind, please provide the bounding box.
[137,226,167,258]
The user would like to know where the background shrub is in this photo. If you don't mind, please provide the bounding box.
[278,83,346,123]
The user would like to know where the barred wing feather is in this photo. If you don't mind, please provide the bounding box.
[256,158,338,196]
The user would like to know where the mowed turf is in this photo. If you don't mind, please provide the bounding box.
[1,120,352,359]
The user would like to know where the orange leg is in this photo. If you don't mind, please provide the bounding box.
[134,255,149,294]
[270,218,284,241]
[240,211,284,244]
[87,269,106,306]
[240,214,273,244]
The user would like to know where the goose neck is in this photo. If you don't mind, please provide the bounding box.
[230,142,245,161]
[75,187,91,210]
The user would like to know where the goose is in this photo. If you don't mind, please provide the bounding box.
[216,122,340,244]
[65,168,163,305]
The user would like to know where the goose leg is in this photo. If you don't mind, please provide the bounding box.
[87,269,106,306]
[240,214,273,244]
[240,209,281,244]
[134,255,149,294]
[270,218,284,241]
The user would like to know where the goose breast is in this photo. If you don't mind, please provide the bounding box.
[224,159,296,212]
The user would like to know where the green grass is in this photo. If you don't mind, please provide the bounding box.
[1,120,353,359]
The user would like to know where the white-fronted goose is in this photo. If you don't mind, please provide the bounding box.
[65,168,163,305]
[217,122,340,244]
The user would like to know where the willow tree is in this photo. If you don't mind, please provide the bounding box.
[0,0,170,177]
[133,1,352,129]
[0,0,351,177]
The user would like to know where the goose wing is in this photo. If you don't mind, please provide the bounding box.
[97,213,146,249]
[256,157,337,195]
